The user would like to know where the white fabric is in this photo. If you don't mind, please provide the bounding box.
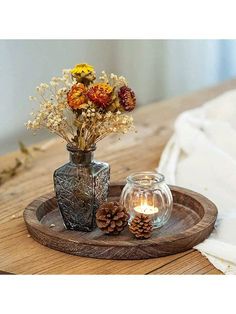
[158,90,236,274]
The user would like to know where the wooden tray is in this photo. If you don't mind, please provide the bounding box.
[23,183,217,260]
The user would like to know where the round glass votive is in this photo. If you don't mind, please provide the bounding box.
[120,172,173,229]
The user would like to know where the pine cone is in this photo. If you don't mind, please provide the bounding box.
[129,214,153,239]
[96,201,130,235]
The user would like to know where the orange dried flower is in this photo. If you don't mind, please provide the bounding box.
[67,83,87,110]
[86,83,113,108]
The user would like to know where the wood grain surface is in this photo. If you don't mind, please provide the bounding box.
[1,79,234,274]
[23,184,217,260]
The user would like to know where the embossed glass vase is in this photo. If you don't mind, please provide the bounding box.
[53,144,110,232]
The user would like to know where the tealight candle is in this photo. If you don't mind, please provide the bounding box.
[120,172,173,229]
[134,204,159,215]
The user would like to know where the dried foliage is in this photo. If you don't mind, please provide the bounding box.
[0,142,33,186]
[26,64,136,150]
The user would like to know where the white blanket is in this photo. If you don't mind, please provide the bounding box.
[158,90,236,274]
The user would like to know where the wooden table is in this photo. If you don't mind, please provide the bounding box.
[2,80,234,275]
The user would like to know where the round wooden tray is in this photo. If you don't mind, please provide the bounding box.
[23,183,217,260]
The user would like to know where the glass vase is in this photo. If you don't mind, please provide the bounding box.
[120,172,173,229]
[53,144,110,232]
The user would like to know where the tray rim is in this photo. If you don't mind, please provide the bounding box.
[24,182,218,248]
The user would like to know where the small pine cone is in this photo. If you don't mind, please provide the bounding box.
[96,201,130,235]
[129,214,153,239]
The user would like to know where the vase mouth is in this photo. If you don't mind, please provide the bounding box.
[127,171,165,188]
[66,143,96,153]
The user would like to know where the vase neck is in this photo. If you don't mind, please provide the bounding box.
[67,144,95,165]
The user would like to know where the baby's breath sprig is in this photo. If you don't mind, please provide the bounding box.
[99,71,128,88]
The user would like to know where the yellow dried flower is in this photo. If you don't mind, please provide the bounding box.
[71,64,94,75]
[71,63,96,85]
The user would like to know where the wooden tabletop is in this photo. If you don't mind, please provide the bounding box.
[2,80,235,275]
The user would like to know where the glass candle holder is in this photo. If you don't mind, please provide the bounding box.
[120,172,173,229]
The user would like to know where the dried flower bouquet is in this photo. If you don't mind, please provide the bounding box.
[26,63,136,150]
